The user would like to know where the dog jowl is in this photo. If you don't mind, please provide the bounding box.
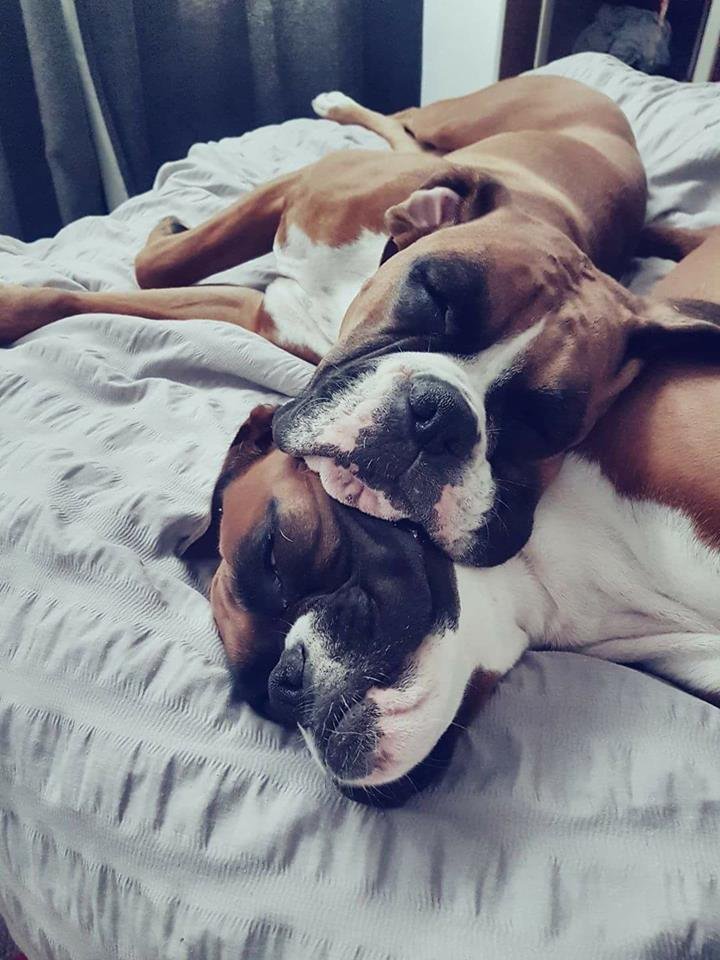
[273,182,650,566]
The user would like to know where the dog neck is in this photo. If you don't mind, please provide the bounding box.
[452,556,549,679]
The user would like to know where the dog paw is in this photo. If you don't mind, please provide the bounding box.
[311,91,358,119]
[153,215,188,239]
[135,217,189,288]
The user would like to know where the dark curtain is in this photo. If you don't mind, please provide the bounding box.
[75,0,423,196]
[0,0,106,240]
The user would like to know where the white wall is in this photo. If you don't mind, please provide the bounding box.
[693,0,720,81]
[421,0,507,105]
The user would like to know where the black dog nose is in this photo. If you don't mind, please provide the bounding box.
[408,376,477,458]
[268,644,306,722]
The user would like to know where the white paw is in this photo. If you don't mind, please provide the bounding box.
[311,91,357,118]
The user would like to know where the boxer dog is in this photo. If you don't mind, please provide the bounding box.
[4,76,716,804]
[208,231,720,805]
[3,74,676,568]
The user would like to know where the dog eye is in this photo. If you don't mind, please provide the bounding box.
[268,545,288,609]
[491,384,586,460]
[444,305,462,336]
[269,547,282,584]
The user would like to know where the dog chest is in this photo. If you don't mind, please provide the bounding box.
[270,224,387,347]
[525,455,720,652]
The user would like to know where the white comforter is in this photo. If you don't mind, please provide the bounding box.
[1,54,720,960]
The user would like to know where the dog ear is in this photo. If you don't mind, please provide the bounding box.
[184,405,278,559]
[584,296,720,445]
[485,285,720,467]
[384,168,509,252]
[217,404,278,487]
[627,298,720,361]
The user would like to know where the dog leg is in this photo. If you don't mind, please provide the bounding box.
[312,91,424,153]
[650,226,720,302]
[637,221,718,262]
[0,283,321,362]
[134,170,300,289]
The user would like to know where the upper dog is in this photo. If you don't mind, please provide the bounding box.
[10,75,708,566]
[138,75,655,566]
[4,77,712,567]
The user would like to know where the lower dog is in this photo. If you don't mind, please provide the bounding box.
[208,230,720,804]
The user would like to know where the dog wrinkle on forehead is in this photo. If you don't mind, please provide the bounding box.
[219,476,269,561]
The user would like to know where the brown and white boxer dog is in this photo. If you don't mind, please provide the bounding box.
[3,74,670,568]
[207,231,720,806]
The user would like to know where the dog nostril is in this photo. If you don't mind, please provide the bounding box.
[407,378,476,458]
[408,391,439,426]
[270,643,306,701]
[267,644,309,725]
[279,644,305,691]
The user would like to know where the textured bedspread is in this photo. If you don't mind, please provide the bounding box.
[1,54,720,960]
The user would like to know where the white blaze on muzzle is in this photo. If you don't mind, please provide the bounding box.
[282,324,544,556]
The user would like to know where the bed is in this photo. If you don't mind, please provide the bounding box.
[1,53,720,960]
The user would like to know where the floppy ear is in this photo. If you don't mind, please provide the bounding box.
[217,404,278,490]
[384,168,509,252]
[491,295,720,465]
[184,404,278,558]
[578,297,720,449]
[627,298,720,360]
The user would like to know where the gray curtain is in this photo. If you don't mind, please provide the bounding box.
[0,0,106,240]
[75,0,423,196]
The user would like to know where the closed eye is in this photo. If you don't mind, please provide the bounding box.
[403,256,490,351]
[232,501,292,614]
[267,542,288,609]
[490,382,587,460]
[444,303,464,338]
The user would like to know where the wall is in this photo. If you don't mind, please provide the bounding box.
[421,0,507,104]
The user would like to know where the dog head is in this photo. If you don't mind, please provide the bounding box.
[208,404,526,805]
[273,167,720,565]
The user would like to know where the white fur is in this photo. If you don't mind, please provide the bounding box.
[311,91,358,119]
[323,455,720,786]
[263,224,387,358]
[280,324,544,556]
[526,455,720,697]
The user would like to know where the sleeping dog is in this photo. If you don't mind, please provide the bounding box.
[208,230,720,804]
[3,73,669,568]
[4,76,717,803]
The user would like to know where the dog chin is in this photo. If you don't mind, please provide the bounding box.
[304,455,405,521]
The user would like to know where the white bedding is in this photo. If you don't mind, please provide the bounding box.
[1,54,720,960]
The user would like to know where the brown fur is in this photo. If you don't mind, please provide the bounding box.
[0,74,646,356]
[579,228,720,548]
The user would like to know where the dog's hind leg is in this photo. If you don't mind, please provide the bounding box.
[135,169,300,290]
[637,221,719,263]
[650,226,720,303]
[0,283,323,362]
[312,91,425,153]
